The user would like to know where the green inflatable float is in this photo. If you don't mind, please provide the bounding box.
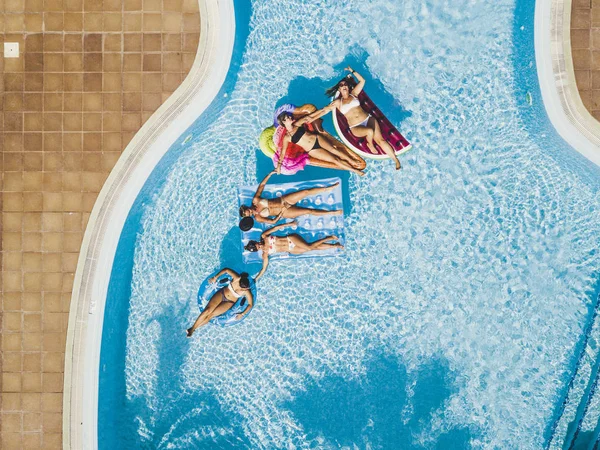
[258,126,277,158]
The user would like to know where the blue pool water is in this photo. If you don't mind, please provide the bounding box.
[99,0,600,448]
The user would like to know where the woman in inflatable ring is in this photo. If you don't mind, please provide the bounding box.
[186,268,254,337]
[277,112,365,176]
[308,67,401,170]
[239,171,343,225]
[246,221,343,280]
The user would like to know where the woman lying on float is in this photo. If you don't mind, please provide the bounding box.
[276,111,365,176]
[259,104,365,175]
[307,67,412,170]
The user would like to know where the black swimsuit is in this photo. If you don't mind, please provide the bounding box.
[291,127,320,150]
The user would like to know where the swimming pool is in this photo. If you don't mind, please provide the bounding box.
[97,0,600,448]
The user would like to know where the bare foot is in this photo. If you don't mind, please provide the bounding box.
[335,243,345,249]
[186,327,194,337]
[353,168,365,176]
[394,158,401,170]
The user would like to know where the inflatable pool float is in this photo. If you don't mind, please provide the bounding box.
[238,177,345,264]
[259,124,309,175]
[197,271,256,327]
[258,126,277,158]
[332,91,412,160]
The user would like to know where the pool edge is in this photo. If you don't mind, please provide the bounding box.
[62,1,236,449]
[535,0,600,165]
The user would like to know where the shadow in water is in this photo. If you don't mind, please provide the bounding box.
[283,353,473,449]
[219,224,262,276]
[105,298,252,449]
[571,430,596,450]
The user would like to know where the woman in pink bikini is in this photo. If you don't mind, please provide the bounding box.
[245,221,343,281]
[186,268,254,337]
[308,67,401,170]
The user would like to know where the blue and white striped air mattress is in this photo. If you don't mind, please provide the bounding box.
[238,177,346,264]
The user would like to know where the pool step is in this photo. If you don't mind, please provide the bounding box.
[546,295,600,450]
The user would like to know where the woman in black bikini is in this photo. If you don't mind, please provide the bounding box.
[239,171,343,224]
[277,112,365,176]
[245,221,343,281]
[186,268,254,337]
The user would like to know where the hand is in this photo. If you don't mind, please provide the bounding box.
[235,313,244,320]
[345,66,353,73]
[209,277,217,284]
[276,166,281,175]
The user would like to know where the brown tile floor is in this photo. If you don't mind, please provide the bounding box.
[0,1,199,448]
[572,0,600,121]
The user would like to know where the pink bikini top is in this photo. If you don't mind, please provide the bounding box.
[267,235,277,255]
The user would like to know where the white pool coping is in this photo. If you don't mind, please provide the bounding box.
[63,0,600,448]
[535,0,600,164]
[62,1,235,448]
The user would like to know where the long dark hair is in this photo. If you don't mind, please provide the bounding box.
[239,272,251,289]
[239,205,253,217]
[277,111,293,127]
[244,239,263,253]
[325,74,357,98]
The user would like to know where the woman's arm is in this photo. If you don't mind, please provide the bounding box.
[276,136,291,174]
[236,289,254,320]
[254,252,269,281]
[304,101,338,123]
[346,67,365,96]
[262,220,296,237]
[209,268,237,283]
[252,171,275,203]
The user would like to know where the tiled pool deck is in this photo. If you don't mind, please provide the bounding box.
[572,0,600,120]
[0,1,199,448]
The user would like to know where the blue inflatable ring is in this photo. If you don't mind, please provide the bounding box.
[197,271,256,327]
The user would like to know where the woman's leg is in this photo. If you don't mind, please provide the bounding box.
[288,235,342,254]
[315,134,357,165]
[308,236,339,249]
[370,118,401,170]
[349,125,378,155]
[315,242,344,251]
[322,131,366,170]
[293,104,316,117]
[307,155,341,170]
[282,183,340,205]
[309,148,364,176]
[283,205,342,219]
[287,235,312,254]
[187,291,226,337]
[205,301,236,321]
